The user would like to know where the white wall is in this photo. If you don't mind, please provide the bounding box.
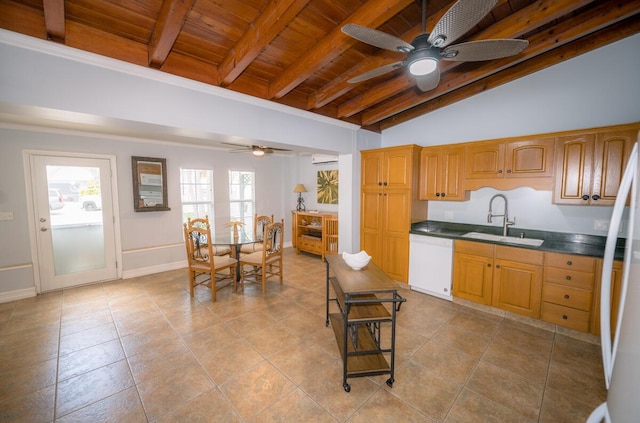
[382,33,640,236]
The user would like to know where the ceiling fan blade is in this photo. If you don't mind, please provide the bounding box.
[221,142,250,149]
[342,24,414,53]
[442,39,528,62]
[414,68,440,92]
[348,61,405,83]
[428,0,498,48]
[256,145,291,152]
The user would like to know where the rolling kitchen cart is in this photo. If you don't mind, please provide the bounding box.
[325,255,405,392]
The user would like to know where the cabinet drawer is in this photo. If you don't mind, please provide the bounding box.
[542,283,593,311]
[454,239,494,256]
[545,267,594,290]
[298,236,322,253]
[541,302,590,332]
[545,253,596,272]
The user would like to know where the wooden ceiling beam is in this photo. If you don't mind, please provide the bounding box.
[267,0,414,99]
[362,1,640,126]
[148,0,196,69]
[217,0,310,86]
[377,15,640,131]
[338,0,596,119]
[42,0,65,43]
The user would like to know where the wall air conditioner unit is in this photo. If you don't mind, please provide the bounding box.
[312,154,339,165]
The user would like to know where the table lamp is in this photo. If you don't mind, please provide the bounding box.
[293,184,307,211]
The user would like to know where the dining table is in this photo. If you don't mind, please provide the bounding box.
[211,228,256,259]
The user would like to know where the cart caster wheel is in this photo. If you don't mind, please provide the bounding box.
[325,321,329,327]
[386,378,394,387]
[343,383,351,392]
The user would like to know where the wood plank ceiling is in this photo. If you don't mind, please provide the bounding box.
[1,0,639,133]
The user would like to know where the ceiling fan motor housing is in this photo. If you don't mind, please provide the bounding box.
[408,33,441,76]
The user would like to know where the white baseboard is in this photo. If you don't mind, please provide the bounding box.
[0,287,37,304]
[122,260,187,279]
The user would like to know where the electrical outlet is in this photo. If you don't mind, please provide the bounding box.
[0,211,14,221]
[594,219,609,231]
[444,211,454,220]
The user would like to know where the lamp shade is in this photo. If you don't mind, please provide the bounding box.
[293,184,307,193]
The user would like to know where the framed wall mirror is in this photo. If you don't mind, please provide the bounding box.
[131,156,170,212]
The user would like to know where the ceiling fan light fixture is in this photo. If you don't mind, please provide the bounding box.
[408,57,438,76]
[252,148,265,157]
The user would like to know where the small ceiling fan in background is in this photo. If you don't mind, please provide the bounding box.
[342,0,528,92]
[221,142,292,157]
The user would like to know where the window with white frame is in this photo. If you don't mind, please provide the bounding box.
[228,170,255,236]
[180,168,214,223]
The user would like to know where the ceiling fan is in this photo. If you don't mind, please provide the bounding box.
[342,0,529,92]
[221,142,292,157]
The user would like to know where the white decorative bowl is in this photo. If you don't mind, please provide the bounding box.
[342,251,371,270]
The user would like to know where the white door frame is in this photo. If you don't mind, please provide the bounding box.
[23,150,123,293]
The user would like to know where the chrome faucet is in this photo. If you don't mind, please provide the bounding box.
[488,194,515,236]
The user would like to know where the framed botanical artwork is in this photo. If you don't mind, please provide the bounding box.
[131,156,170,212]
[317,170,338,204]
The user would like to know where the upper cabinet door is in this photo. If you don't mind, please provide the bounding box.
[384,147,413,189]
[592,129,636,205]
[505,137,555,178]
[361,150,383,190]
[553,133,595,204]
[464,141,505,180]
[440,146,466,200]
[418,147,440,200]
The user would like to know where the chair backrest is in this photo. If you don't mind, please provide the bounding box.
[262,219,284,260]
[324,216,338,255]
[255,214,274,242]
[183,216,215,270]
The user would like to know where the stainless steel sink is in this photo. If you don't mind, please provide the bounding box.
[461,232,544,247]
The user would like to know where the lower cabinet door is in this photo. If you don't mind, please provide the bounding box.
[492,259,543,318]
[453,252,493,305]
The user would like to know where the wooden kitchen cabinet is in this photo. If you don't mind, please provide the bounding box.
[553,124,638,205]
[464,137,555,190]
[292,211,338,261]
[541,252,597,332]
[453,240,543,318]
[419,145,468,201]
[452,240,494,305]
[492,245,544,318]
[360,145,426,283]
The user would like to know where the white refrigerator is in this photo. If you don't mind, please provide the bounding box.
[588,141,639,423]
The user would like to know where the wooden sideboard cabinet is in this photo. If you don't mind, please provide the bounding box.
[541,252,597,332]
[418,145,468,201]
[553,124,639,206]
[464,137,555,191]
[292,211,338,262]
[360,145,427,283]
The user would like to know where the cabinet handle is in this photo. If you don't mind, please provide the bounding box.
[562,315,568,320]
[567,260,572,266]
[582,195,590,200]
[564,294,570,299]
[506,169,512,173]
[383,182,388,186]
[496,264,501,269]
[441,193,446,198]
[378,182,382,186]
[436,192,440,197]
[498,169,503,174]
[592,194,600,201]
[487,264,491,267]
[566,275,572,281]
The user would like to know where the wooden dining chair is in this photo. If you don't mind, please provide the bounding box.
[188,215,231,256]
[183,217,238,301]
[240,214,274,254]
[324,216,338,259]
[239,219,284,293]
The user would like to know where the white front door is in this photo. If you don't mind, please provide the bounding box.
[30,154,119,292]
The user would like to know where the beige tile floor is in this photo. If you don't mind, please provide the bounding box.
[0,247,606,422]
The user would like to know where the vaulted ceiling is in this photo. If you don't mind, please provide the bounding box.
[1,0,639,133]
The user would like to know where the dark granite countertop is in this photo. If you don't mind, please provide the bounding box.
[410,220,626,261]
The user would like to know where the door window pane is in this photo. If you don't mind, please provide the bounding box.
[180,168,214,222]
[229,171,255,235]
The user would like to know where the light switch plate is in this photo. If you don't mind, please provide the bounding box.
[0,211,14,221]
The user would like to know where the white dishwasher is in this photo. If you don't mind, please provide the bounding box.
[408,234,453,301]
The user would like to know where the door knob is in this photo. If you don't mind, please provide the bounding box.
[40,227,48,232]
[40,217,47,222]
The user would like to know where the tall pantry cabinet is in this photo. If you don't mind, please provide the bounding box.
[360,145,427,282]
